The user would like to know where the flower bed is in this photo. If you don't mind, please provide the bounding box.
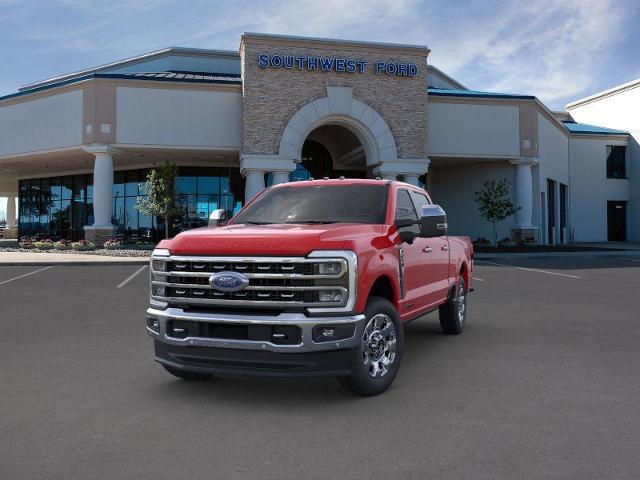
[54,239,73,250]
[71,240,96,251]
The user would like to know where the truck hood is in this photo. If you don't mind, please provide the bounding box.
[164,223,390,256]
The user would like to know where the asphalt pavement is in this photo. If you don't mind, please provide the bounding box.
[1,255,639,479]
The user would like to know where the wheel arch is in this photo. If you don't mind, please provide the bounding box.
[365,274,398,307]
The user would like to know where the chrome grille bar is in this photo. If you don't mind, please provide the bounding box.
[150,254,353,310]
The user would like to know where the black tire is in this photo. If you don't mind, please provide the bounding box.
[337,296,404,396]
[162,364,212,381]
[439,275,467,335]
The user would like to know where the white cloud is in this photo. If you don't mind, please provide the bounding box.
[2,0,635,108]
[426,0,631,107]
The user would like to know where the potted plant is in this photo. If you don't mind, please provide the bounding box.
[71,240,96,251]
[54,239,73,250]
[497,237,516,247]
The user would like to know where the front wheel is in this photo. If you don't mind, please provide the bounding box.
[337,296,404,396]
[439,275,467,335]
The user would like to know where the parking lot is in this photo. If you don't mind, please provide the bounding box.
[1,255,640,479]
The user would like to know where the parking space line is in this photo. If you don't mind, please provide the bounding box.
[116,265,148,289]
[477,260,581,279]
[0,266,53,286]
[473,277,485,282]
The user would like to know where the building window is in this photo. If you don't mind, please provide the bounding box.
[18,166,244,241]
[606,145,626,179]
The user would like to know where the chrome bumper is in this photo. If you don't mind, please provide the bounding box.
[146,307,366,353]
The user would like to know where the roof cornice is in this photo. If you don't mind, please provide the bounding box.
[240,32,430,57]
[427,65,466,90]
[565,78,640,110]
[19,47,240,92]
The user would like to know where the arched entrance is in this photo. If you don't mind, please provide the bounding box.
[299,124,367,179]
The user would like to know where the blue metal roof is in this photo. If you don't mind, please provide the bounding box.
[0,71,242,102]
[428,87,535,100]
[562,121,628,135]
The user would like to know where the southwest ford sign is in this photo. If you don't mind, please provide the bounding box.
[257,54,418,77]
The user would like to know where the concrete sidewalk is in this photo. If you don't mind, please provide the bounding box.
[476,250,640,259]
[0,251,149,266]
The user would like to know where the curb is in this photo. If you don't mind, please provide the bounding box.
[475,251,640,260]
[0,260,150,266]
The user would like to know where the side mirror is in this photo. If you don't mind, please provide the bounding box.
[208,209,228,228]
[420,204,447,237]
[399,229,416,244]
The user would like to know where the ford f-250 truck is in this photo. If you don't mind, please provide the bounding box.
[146,179,473,395]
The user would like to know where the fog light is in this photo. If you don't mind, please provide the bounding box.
[152,284,166,297]
[152,259,168,272]
[312,324,356,343]
[318,290,343,303]
[317,262,342,275]
[146,317,160,333]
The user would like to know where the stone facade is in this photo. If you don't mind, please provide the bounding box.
[240,35,429,161]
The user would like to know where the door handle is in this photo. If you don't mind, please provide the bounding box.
[423,246,433,254]
[442,244,449,251]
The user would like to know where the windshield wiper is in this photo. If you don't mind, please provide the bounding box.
[245,221,274,225]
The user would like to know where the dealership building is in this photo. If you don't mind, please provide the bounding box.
[0,33,637,244]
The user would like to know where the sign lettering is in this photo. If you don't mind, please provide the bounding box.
[257,54,417,77]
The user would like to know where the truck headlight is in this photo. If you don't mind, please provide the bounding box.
[152,259,168,272]
[318,289,344,303]
[317,262,343,275]
[152,284,166,297]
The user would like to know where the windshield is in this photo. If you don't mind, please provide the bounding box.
[231,184,389,225]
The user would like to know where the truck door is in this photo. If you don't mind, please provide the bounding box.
[409,190,451,305]
[394,189,431,317]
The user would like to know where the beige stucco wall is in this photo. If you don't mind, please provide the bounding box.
[240,36,428,160]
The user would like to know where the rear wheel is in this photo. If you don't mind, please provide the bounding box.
[337,296,404,396]
[162,365,212,381]
[439,275,467,335]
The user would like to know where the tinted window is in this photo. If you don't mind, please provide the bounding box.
[395,189,419,234]
[232,184,388,225]
[409,190,430,216]
[607,145,626,178]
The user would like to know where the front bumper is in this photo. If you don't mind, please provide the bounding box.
[154,341,356,377]
[146,307,366,353]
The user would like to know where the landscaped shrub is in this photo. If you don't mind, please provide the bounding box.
[33,239,54,250]
[53,239,73,250]
[71,240,96,251]
[19,236,34,249]
[103,238,123,250]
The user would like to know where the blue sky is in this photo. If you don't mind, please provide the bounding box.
[1,0,639,218]
[1,0,639,109]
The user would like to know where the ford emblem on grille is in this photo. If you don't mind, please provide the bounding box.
[209,271,250,292]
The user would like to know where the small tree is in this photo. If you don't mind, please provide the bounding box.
[474,179,520,246]
[136,161,182,239]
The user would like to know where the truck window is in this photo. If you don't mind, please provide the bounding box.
[409,190,431,215]
[231,184,389,225]
[395,189,420,234]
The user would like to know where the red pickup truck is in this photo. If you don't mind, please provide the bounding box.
[146,179,473,395]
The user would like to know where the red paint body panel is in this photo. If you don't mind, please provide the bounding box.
[157,179,473,320]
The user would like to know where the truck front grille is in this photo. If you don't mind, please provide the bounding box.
[151,255,350,309]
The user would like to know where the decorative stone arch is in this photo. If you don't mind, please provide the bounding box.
[278,86,398,167]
